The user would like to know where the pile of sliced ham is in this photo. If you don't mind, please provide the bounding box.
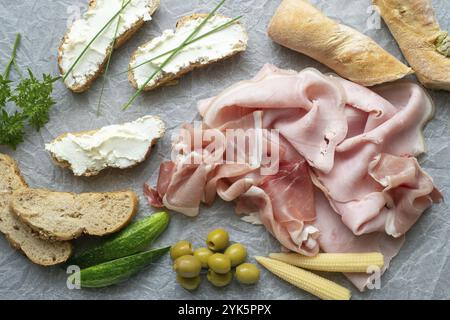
[145,65,442,291]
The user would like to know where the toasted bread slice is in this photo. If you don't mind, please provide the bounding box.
[58,0,160,92]
[0,153,72,266]
[0,153,28,192]
[0,192,72,266]
[45,115,165,177]
[128,14,248,91]
[373,0,450,91]
[268,0,412,86]
[12,189,138,241]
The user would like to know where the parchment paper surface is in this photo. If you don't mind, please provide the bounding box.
[0,0,448,299]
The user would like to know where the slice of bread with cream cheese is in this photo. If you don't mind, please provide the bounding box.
[58,0,160,92]
[128,14,248,91]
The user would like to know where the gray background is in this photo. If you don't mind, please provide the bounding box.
[0,0,449,299]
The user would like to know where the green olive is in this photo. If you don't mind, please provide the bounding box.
[194,247,214,268]
[235,263,260,285]
[206,228,229,251]
[173,255,202,278]
[207,270,233,287]
[170,240,193,260]
[207,253,231,274]
[176,275,201,291]
[224,243,247,267]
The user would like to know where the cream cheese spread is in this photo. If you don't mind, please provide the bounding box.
[45,115,165,176]
[60,0,158,89]
[129,15,248,88]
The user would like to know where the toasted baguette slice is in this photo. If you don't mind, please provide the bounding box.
[0,153,28,192]
[0,192,72,266]
[0,154,72,266]
[373,0,450,91]
[12,189,138,241]
[128,14,248,91]
[45,115,165,177]
[58,0,160,92]
[268,0,413,86]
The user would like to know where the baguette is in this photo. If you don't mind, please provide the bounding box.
[12,189,138,241]
[58,0,160,92]
[128,14,248,91]
[0,153,72,266]
[373,0,450,91]
[45,115,165,177]
[268,0,412,86]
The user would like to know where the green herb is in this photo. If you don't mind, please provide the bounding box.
[117,16,242,76]
[0,34,58,149]
[10,70,59,130]
[0,110,25,149]
[0,75,11,107]
[121,0,228,110]
[62,0,131,82]
[3,34,22,79]
[96,0,126,116]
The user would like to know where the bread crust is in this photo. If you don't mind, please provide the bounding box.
[47,116,165,177]
[0,153,28,192]
[58,0,160,92]
[268,0,412,87]
[0,155,72,266]
[128,13,248,91]
[12,189,139,241]
[373,0,450,91]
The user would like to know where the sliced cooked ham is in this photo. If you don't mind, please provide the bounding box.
[145,65,441,289]
[313,189,405,291]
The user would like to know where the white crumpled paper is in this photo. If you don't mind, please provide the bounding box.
[0,0,448,299]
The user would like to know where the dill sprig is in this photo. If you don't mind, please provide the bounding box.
[121,0,228,110]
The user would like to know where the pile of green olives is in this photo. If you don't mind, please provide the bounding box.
[171,228,260,291]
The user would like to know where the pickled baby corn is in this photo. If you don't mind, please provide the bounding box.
[269,252,384,273]
[255,256,351,300]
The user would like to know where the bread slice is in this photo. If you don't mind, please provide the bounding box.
[45,115,165,177]
[268,0,413,86]
[12,189,138,241]
[373,0,450,91]
[0,153,72,266]
[128,14,248,91]
[0,153,28,192]
[58,0,160,92]
[0,192,72,266]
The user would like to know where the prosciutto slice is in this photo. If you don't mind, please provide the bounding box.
[145,65,442,290]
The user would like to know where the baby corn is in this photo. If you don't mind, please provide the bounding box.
[255,256,351,300]
[269,252,384,273]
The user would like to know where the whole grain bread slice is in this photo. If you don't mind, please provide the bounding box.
[0,153,28,192]
[0,192,72,265]
[128,14,248,91]
[12,189,139,241]
[58,0,160,92]
[0,153,72,265]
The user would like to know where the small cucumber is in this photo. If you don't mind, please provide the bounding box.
[70,246,170,288]
[68,212,170,268]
